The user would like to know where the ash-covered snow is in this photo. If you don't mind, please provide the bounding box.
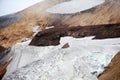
[0,0,44,16]
[3,36,120,80]
[47,0,105,14]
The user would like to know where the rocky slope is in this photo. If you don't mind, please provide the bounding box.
[0,0,120,48]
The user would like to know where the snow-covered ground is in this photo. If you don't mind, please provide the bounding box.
[47,0,105,14]
[3,36,120,80]
[0,0,44,17]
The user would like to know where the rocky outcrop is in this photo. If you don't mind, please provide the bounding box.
[30,23,120,46]
[98,51,120,80]
[0,48,11,65]
[0,46,5,53]
[62,43,69,48]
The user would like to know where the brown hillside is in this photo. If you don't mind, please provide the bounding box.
[99,52,120,80]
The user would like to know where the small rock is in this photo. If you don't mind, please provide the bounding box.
[62,43,70,48]
[0,46,5,53]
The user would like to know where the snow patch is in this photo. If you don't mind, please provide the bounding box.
[32,26,41,33]
[45,26,55,29]
[3,36,120,80]
[32,25,55,37]
[47,0,105,14]
[32,25,41,36]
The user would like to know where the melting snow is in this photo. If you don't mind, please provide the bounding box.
[3,36,120,80]
[45,26,55,29]
[47,0,105,14]
[0,0,44,16]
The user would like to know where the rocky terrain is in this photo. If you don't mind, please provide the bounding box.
[0,0,120,80]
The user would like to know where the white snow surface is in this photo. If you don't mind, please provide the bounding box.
[32,26,55,37]
[45,26,55,29]
[0,0,44,17]
[47,0,105,14]
[3,36,120,80]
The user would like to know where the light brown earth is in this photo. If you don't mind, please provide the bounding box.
[99,52,120,80]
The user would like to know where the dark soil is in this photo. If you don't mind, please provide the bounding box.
[0,46,5,53]
[30,23,120,46]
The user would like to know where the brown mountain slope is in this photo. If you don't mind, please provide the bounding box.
[98,52,120,80]
[0,0,120,48]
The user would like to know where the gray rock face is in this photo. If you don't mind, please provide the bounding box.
[0,47,12,66]
[0,14,24,29]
